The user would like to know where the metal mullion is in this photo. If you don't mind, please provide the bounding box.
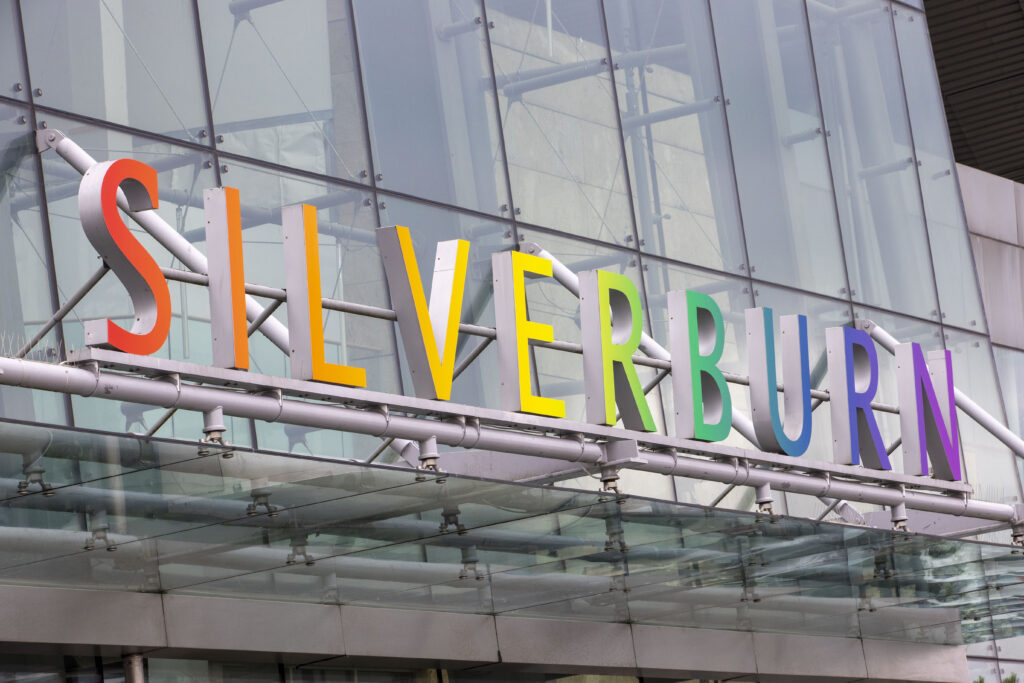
[13,0,74,429]
[597,0,671,453]
[597,0,643,256]
[32,104,215,160]
[190,0,224,188]
[702,0,756,303]
[797,0,856,309]
[480,0,523,248]
[885,3,1022,501]
[346,0,409,444]
[881,4,943,328]
[700,0,761,514]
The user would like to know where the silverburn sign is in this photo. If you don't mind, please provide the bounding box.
[78,158,962,482]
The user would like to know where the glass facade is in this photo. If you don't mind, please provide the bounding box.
[0,0,1019,675]
[0,0,1012,507]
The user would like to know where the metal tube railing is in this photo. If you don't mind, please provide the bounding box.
[0,355,1018,524]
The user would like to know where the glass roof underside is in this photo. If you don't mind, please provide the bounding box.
[0,419,1020,647]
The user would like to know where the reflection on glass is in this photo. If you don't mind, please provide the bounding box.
[21,0,208,143]
[893,7,986,332]
[852,305,942,478]
[641,257,753,507]
[37,115,231,439]
[754,284,852,470]
[0,418,1016,646]
[219,162,397,458]
[486,0,635,245]
[519,230,651,422]
[710,0,847,295]
[377,195,511,413]
[994,346,1024,436]
[198,0,371,182]
[944,329,1022,504]
[0,0,27,102]
[807,0,937,319]
[604,0,745,273]
[353,0,510,215]
[0,103,65,425]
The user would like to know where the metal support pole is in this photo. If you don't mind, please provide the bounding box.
[418,435,440,472]
[199,406,227,455]
[600,465,621,494]
[17,264,108,358]
[0,354,1018,523]
[710,483,737,507]
[36,130,291,354]
[520,242,762,449]
[890,501,908,532]
[816,497,841,521]
[859,319,1024,457]
[123,654,144,683]
[755,483,774,515]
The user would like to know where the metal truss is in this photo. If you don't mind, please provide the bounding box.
[17,129,1024,538]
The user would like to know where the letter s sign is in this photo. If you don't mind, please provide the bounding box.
[77,159,170,355]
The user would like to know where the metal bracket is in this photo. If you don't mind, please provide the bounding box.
[416,435,442,482]
[247,488,279,518]
[891,501,909,533]
[286,534,315,566]
[35,129,65,154]
[754,483,774,516]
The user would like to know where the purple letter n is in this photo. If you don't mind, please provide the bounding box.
[896,343,961,481]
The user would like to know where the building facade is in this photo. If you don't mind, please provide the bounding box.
[0,0,1022,680]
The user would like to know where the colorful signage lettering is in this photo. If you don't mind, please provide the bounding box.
[76,161,965,481]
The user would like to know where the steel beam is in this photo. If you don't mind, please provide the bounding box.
[0,355,1019,524]
[520,241,763,448]
[35,130,291,354]
[859,319,1024,457]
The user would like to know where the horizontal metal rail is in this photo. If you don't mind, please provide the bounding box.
[0,355,1018,525]
[27,128,1024,531]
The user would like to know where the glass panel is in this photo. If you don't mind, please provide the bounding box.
[0,103,66,425]
[0,0,27,102]
[944,329,1022,505]
[150,660,283,683]
[807,0,938,320]
[376,195,512,412]
[998,662,1024,681]
[967,659,1002,683]
[709,0,848,295]
[486,0,635,245]
[604,0,746,274]
[518,230,650,423]
[752,285,852,517]
[215,161,397,459]
[198,0,371,183]
[36,114,249,442]
[893,7,986,332]
[642,258,755,507]
[851,305,942,478]
[994,346,1024,436]
[352,0,510,215]
[0,418,1019,646]
[21,0,208,144]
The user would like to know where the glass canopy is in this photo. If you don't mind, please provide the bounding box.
[0,419,1019,647]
